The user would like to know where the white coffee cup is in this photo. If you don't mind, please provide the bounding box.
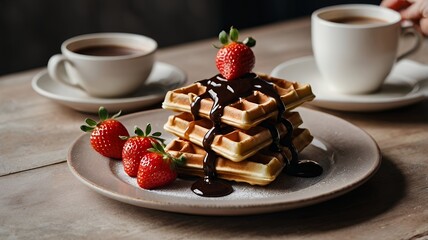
[312,4,422,94]
[48,33,157,98]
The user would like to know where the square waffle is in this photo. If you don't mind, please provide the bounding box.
[164,111,303,162]
[162,74,315,130]
[165,128,313,186]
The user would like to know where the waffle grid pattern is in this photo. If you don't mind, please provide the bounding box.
[162,74,315,130]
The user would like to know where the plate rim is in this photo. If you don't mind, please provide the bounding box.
[271,56,426,111]
[67,108,381,215]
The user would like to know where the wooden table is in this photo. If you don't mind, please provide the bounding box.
[1,17,428,239]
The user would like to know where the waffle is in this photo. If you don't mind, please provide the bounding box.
[164,111,303,162]
[162,74,315,130]
[165,128,313,186]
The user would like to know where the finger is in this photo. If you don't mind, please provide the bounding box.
[419,17,428,35]
[381,0,412,11]
[401,1,424,19]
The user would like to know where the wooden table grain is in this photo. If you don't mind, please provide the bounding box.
[1,17,428,239]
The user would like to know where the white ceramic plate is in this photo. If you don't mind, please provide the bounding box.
[32,62,187,113]
[67,108,381,216]
[271,56,428,112]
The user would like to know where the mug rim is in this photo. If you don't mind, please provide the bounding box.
[60,32,157,60]
[312,4,401,29]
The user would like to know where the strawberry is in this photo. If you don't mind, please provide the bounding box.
[121,124,165,177]
[215,27,256,80]
[137,142,185,190]
[80,106,129,159]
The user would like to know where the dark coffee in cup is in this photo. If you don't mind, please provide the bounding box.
[74,45,144,56]
[330,16,387,25]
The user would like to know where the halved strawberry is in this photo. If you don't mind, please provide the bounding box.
[215,27,256,80]
[121,124,164,177]
[137,142,185,190]
[80,106,129,159]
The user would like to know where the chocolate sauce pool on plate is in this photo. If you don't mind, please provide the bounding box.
[189,73,322,197]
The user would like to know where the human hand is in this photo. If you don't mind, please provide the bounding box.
[381,0,428,35]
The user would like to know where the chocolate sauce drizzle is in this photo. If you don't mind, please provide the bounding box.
[190,73,322,197]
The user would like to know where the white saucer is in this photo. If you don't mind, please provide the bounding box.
[32,62,187,113]
[271,56,428,112]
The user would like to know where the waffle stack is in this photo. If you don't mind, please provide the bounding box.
[162,74,315,186]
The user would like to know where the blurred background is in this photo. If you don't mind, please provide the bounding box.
[1,0,381,76]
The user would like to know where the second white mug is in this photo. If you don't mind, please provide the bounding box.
[312,4,422,94]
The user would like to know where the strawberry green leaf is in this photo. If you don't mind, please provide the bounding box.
[134,126,144,136]
[212,43,222,49]
[175,155,186,166]
[152,132,162,136]
[133,124,164,144]
[243,37,256,47]
[229,27,239,42]
[154,137,166,146]
[155,142,164,152]
[219,30,228,45]
[98,106,109,121]
[149,141,163,153]
[85,118,97,126]
[111,110,122,119]
[80,125,94,132]
[145,124,152,136]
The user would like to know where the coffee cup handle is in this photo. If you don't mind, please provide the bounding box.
[397,26,423,62]
[47,54,80,87]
